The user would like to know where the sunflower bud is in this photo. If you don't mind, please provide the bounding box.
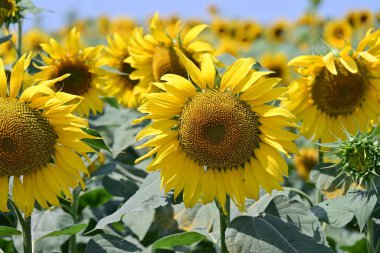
[335,131,380,185]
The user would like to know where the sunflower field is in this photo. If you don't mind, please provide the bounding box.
[1,0,380,252]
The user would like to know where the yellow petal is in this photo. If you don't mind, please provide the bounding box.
[322,52,337,75]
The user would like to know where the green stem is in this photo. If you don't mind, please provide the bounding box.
[23,216,33,253]
[17,19,23,59]
[9,201,33,253]
[315,140,324,204]
[69,187,81,253]
[367,216,374,253]
[283,187,314,207]
[217,196,230,253]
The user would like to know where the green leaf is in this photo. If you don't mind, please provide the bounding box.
[93,172,168,231]
[81,128,111,153]
[248,195,328,245]
[152,232,207,250]
[340,238,367,253]
[102,97,119,109]
[226,215,333,253]
[0,34,12,44]
[78,188,113,211]
[311,190,377,231]
[85,234,142,253]
[35,224,87,242]
[0,226,22,236]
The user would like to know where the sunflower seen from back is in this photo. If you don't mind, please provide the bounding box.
[135,51,297,211]
[102,33,143,108]
[126,12,215,93]
[36,28,106,117]
[0,54,96,216]
[284,29,380,143]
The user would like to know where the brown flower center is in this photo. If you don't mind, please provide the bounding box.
[0,98,57,176]
[311,59,368,117]
[120,61,138,89]
[55,60,92,95]
[178,89,261,169]
[152,47,187,82]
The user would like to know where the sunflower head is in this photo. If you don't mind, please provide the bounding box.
[102,33,143,108]
[0,0,17,26]
[267,20,289,43]
[260,52,290,84]
[294,147,318,181]
[345,10,374,29]
[0,53,97,216]
[285,29,380,142]
[23,28,50,53]
[127,12,215,93]
[323,20,352,49]
[135,50,297,211]
[37,28,106,117]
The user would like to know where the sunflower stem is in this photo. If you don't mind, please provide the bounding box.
[23,216,33,253]
[17,19,23,59]
[315,140,324,204]
[217,196,230,253]
[69,187,81,253]
[366,183,375,253]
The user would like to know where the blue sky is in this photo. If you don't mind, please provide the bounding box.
[24,0,379,31]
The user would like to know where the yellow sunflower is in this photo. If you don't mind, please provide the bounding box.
[323,20,352,49]
[293,147,318,181]
[346,10,374,29]
[0,0,17,25]
[36,28,106,117]
[126,12,215,91]
[134,51,297,211]
[102,33,144,108]
[0,53,96,216]
[267,20,290,43]
[0,31,17,65]
[23,28,50,54]
[260,52,291,85]
[285,29,380,143]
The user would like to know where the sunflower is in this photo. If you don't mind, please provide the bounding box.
[102,33,144,108]
[0,53,96,216]
[23,28,50,54]
[110,17,136,39]
[260,52,291,85]
[267,20,289,43]
[0,31,17,65]
[134,51,297,211]
[0,0,17,26]
[36,28,106,117]
[285,29,380,143]
[323,20,352,49]
[293,147,318,181]
[126,13,215,93]
[346,10,374,29]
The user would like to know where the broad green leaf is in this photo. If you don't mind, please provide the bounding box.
[85,234,142,253]
[81,128,111,153]
[249,195,328,245]
[0,226,21,236]
[102,174,139,199]
[35,224,87,242]
[340,238,367,253]
[152,232,207,250]
[226,215,333,253]
[311,190,377,231]
[94,172,168,230]
[173,203,219,232]
[78,188,113,211]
